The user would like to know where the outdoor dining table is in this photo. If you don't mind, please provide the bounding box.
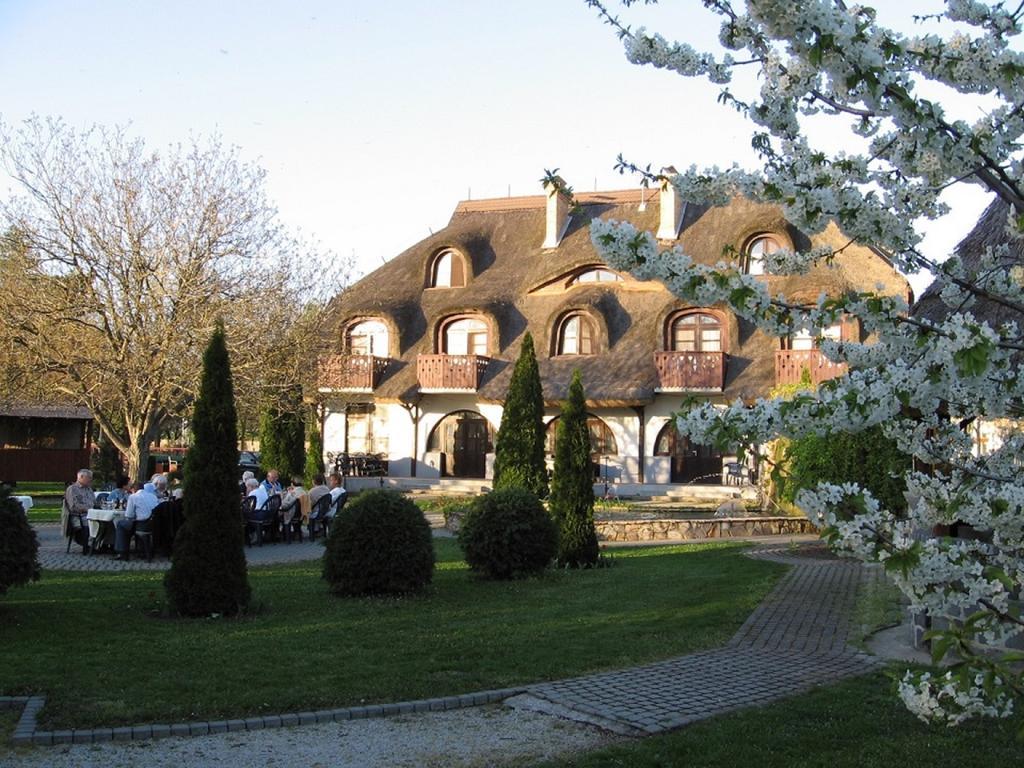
[86,507,122,550]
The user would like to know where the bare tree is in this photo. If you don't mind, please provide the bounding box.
[0,117,345,480]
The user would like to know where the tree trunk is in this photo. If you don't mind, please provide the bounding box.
[123,440,151,484]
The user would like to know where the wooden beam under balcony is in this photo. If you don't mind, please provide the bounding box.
[317,354,389,392]
[653,350,726,391]
[775,349,847,386]
[417,354,490,392]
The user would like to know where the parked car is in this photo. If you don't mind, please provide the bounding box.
[238,451,261,477]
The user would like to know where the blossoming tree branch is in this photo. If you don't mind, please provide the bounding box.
[585,0,1024,727]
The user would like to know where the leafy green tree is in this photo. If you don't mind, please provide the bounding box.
[304,408,325,486]
[493,333,548,497]
[778,426,911,515]
[549,369,599,568]
[258,384,305,479]
[164,323,250,617]
[0,487,40,596]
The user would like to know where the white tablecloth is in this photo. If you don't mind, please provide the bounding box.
[86,508,123,540]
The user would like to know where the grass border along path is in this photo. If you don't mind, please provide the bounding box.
[536,670,1022,768]
[0,539,784,730]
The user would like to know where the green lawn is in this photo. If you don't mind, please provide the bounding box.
[0,539,784,730]
[537,671,1022,767]
[25,504,62,524]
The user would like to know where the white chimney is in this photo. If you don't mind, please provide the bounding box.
[657,166,683,240]
[542,177,571,249]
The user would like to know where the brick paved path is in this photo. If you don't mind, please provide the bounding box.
[32,523,325,571]
[516,547,882,735]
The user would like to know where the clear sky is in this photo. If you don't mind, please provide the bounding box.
[0,1,995,293]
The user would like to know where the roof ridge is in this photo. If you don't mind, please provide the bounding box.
[453,188,653,215]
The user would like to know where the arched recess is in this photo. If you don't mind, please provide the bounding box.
[742,232,788,276]
[427,248,469,288]
[654,420,724,484]
[546,307,607,357]
[426,410,495,478]
[664,309,727,353]
[436,314,493,356]
[544,413,617,457]
[343,318,391,357]
[554,312,597,356]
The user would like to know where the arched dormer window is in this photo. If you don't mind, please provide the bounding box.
[570,267,622,286]
[441,316,488,355]
[668,312,722,353]
[430,249,466,288]
[556,313,595,356]
[345,319,389,357]
[745,234,783,276]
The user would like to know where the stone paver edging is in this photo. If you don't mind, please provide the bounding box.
[7,542,880,748]
[7,688,525,747]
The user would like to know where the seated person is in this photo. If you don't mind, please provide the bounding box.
[326,472,347,518]
[245,476,269,510]
[151,473,171,500]
[261,468,283,496]
[240,470,255,496]
[307,473,330,507]
[114,482,160,560]
[107,476,131,509]
[62,469,96,554]
[280,476,308,524]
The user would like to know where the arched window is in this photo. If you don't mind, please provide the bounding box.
[557,313,595,356]
[431,250,466,288]
[746,234,782,276]
[669,312,722,352]
[545,414,617,456]
[442,316,488,355]
[570,268,622,285]
[345,319,389,356]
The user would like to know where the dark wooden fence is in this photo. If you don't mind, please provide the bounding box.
[0,448,91,483]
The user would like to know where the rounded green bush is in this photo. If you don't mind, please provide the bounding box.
[322,490,434,596]
[0,487,40,597]
[458,488,557,580]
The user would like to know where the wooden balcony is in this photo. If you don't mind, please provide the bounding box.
[654,351,726,391]
[318,354,389,392]
[417,354,490,391]
[775,349,848,386]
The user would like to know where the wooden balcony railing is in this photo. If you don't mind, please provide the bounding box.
[775,349,848,386]
[653,351,726,391]
[417,354,490,391]
[318,354,389,391]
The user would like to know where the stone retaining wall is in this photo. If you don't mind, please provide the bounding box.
[595,516,816,542]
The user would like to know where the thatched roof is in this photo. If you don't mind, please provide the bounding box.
[0,402,92,420]
[324,188,909,405]
[914,199,1024,328]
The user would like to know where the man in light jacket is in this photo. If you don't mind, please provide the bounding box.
[113,482,160,561]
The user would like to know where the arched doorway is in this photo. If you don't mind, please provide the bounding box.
[654,421,723,484]
[426,410,494,478]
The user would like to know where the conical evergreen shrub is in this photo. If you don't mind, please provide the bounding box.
[0,487,40,596]
[492,333,548,497]
[258,385,305,479]
[549,369,599,567]
[304,409,325,486]
[165,323,251,616]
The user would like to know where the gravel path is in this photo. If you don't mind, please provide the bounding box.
[2,705,616,768]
